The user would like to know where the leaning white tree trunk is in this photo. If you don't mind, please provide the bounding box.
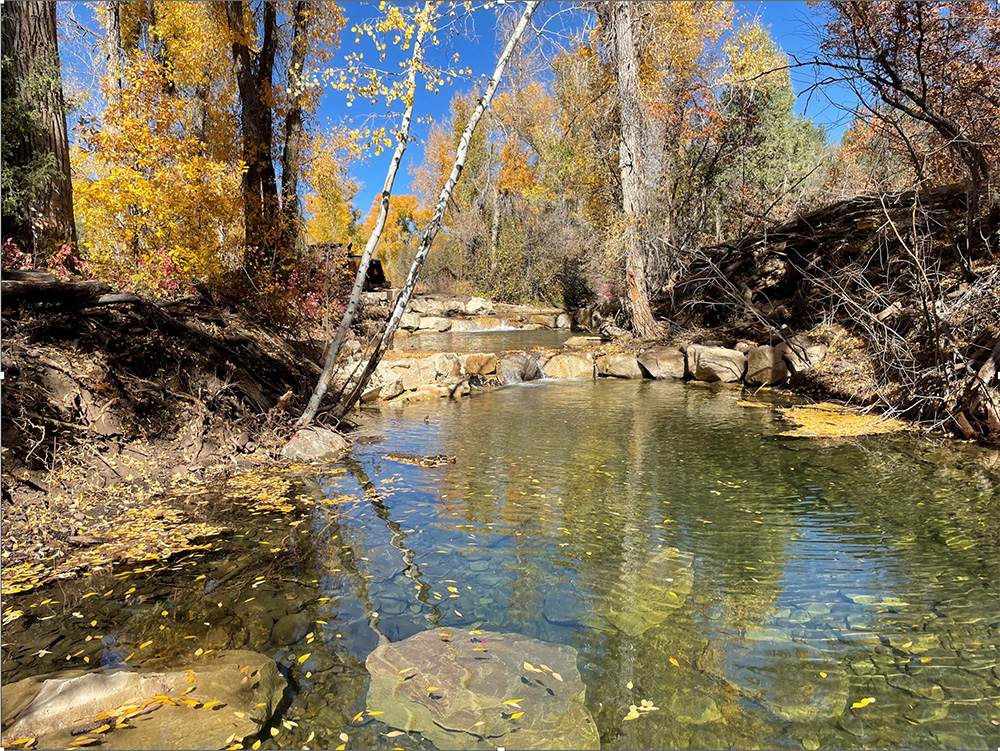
[298,1,435,428]
[333,0,540,418]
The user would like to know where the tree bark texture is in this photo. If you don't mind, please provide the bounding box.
[332,0,539,419]
[279,1,310,254]
[297,2,435,428]
[607,1,661,338]
[1,1,77,253]
[102,1,122,106]
[227,1,280,277]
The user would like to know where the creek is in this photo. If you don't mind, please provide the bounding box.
[2,375,998,750]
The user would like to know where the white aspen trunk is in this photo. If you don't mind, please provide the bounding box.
[333,0,540,418]
[298,2,435,427]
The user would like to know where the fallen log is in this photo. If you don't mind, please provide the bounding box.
[2,271,110,304]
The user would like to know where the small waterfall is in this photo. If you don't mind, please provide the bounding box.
[498,352,543,384]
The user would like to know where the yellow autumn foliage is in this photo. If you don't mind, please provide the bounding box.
[778,403,912,438]
[72,55,242,294]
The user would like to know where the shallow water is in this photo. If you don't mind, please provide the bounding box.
[393,327,572,354]
[3,380,999,750]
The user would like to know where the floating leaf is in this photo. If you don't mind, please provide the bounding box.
[523,662,542,673]
[336,745,346,751]
[510,712,524,719]
[502,699,523,706]
[551,672,563,682]
[270,727,279,737]
[139,640,153,649]
[298,653,311,664]
[819,672,827,678]
[368,710,384,716]
[202,701,220,709]
[626,681,634,690]
[427,687,438,692]
[352,712,364,723]
[252,742,261,750]
[852,697,875,709]
[669,658,679,667]
[385,731,405,738]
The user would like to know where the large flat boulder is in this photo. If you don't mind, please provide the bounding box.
[418,316,452,332]
[1,650,285,750]
[529,314,559,329]
[365,628,599,750]
[746,345,789,386]
[637,347,686,380]
[465,297,494,316]
[596,353,643,379]
[686,345,747,383]
[542,353,594,380]
[604,547,694,636]
[399,312,421,331]
[777,336,827,375]
[282,426,349,462]
[462,353,498,376]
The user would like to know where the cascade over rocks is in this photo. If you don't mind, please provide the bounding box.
[365,628,600,750]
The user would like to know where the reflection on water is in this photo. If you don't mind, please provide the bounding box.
[393,327,572,353]
[2,380,998,750]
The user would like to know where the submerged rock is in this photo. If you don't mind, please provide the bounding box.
[365,628,599,750]
[603,547,694,636]
[1,650,285,750]
[282,427,349,463]
[705,642,849,723]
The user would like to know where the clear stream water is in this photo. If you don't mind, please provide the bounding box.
[2,378,999,750]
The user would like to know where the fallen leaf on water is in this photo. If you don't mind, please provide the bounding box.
[181,686,196,695]
[626,681,634,690]
[819,672,827,678]
[339,732,349,742]
[551,672,563,682]
[427,687,438,692]
[336,745,346,751]
[919,657,931,663]
[252,741,261,750]
[502,699,523,705]
[386,731,405,737]
[270,727,279,737]
[669,658,679,667]
[202,701,220,709]
[851,697,875,708]
[523,662,542,673]
[539,664,551,672]
[368,710,384,716]
[298,653,311,663]
[352,711,364,722]
[139,640,153,649]
[510,712,524,719]
[194,648,204,656]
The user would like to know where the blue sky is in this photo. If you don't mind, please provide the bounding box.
[326,1,856,200]
[58,1,855,203]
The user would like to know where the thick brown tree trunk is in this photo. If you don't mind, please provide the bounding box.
[1,1,77,254]
[279,1,310,254]
[227,1,280,278]
[606,1,661,339]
